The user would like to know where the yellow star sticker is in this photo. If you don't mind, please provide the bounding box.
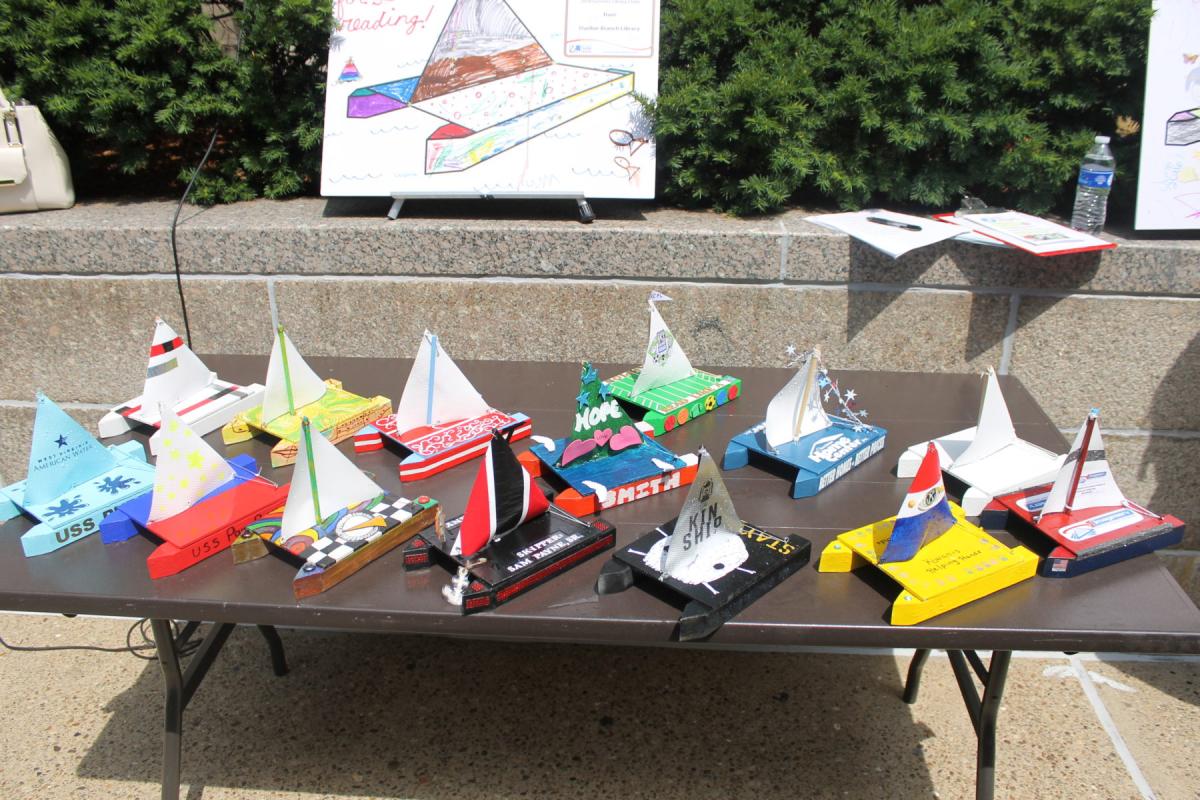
[170,449,181,460]
[187,451,204,470]
[168,419,180,432]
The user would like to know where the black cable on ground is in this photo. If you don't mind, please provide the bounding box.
[1,618,203,661]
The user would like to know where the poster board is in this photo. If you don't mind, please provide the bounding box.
[1136,0,1200,229]
[321,0,659,200]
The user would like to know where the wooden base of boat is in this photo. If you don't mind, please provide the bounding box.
[723,418,887,498]
[220,379,391,468]
[99,454,290,579]
[0,440,154,558]
[597,518,810,642]
[235,493,442,600]
[369,410,532,480]
[403,508,615,614]
[604,368,741,435]
[981,487,1185,578]
[819,501,1037,625]
[519,425,697,515]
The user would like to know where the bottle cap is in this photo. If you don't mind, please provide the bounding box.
[1095,135,1111,143]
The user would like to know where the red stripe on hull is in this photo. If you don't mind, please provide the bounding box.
[398,419,533,480]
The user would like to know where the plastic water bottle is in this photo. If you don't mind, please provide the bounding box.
[1070,136,1115,234]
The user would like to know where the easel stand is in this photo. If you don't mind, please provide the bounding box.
[388,191,596,223]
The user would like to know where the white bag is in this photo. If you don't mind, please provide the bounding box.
[0,86,74,214]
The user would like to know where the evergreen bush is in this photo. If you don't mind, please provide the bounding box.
[0,0,1151,216]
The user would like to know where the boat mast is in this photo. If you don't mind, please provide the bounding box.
[792,350,819,440]
[278,325,297,415]
[301,417,322,522]
[1063,412,1096,512]
[425,332,438,426]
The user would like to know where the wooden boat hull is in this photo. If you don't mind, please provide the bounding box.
[371,410,532,481]
[403,508,615,614]
[723,418,887,498]
[0,440,153,557]
[605,368,741,436]
[982,485,1186,578]
[220,379,391,468]
[99,378,265,452]
[597,519,810,642]
[819,501,1038,625]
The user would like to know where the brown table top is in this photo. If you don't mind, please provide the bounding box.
[2,357,1198,654]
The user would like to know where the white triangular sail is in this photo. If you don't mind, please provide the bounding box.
[1038,412,1126,519]
[261,328,328,423]
[631,297,695,396]
[650,451,748,584]
[280,421,385,541]
[394,331,490,433]
[953,367,1017,467]
[140,319,215,417]
[763,350,830,448]
[147,406,234,522]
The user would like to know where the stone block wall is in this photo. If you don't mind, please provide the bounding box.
[1,198,1197,601]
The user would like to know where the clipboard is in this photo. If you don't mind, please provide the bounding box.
[934,210,1117,257]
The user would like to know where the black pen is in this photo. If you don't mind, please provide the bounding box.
[867,216,922,232]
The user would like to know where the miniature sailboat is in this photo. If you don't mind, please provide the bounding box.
[605,292,742,435]
[723,347,887,497]
[222,325,391,467]
[98,406,289,578]
[0,392,154,556]
[983,410,1185,577]
[596,450,810,641]
[403,429,615,614]
[366,330,531,480]
[820,442,1037,625]
[520,361,698,515]
[896,367,1063,515]
[234,418,441,599]
[98,319,265,450]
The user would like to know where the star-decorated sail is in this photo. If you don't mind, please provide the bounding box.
[25,392,117,506]
[952,367,1017,468]
[147,406,235,523]
[559,362,644,468]
[280,418,385,543]
[139,319,216,421]
[647,450,747,584]
[763,348,830,448]
[261,326,328,423]
[1037,410,1125,521]
[393,331,490,434]
[459,430,549,557]
[631,292,696,396]
[879,442,956,563]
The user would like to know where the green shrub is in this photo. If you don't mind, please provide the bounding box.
[0,0,1150,216]
[0,0,332,203]
[654,0,1151,215]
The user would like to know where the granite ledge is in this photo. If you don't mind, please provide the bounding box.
[0,198,1198,293]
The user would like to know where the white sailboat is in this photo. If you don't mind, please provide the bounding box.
[1035,411,1126,521]
[99,319,265,447]
[147,405,235,523]
[897,367,1063,515]
[281,418,386,543]
[631,293,696,396]
[642,451,750,590]
[763,348,830,449]
[393,330,490,434]
[261,326,329,423]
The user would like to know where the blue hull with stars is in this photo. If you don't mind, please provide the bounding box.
[723,417,887,498]
[0,440,154,557]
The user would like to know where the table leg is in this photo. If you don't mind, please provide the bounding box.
[150,619,183,800]
[150,621,288,800]
[256,625,289,676]
[902,648,932,703]
[939,650,1012,800]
